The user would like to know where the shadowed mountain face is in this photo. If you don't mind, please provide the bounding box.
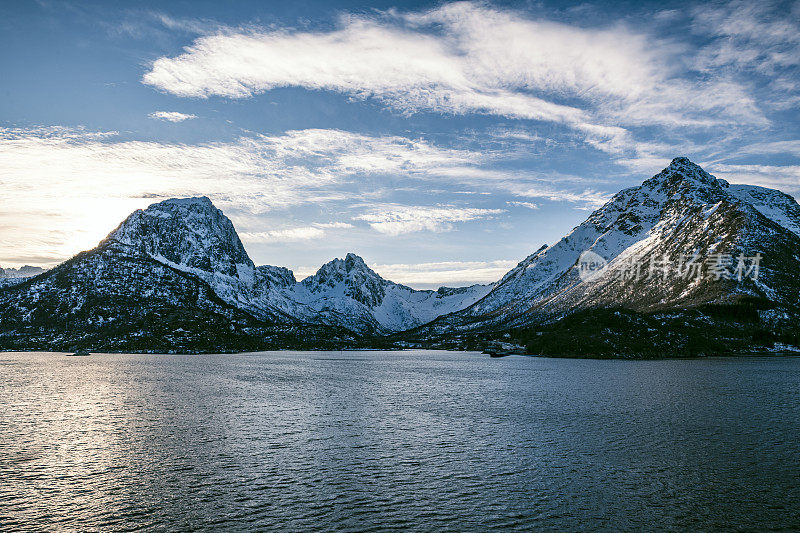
[0,198,364,352]
[0,197,489,349]
[107,196,254,276]
[414,158,800,336]
[1,158,799,353]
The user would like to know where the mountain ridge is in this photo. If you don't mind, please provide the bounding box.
[410,157,800,340]
[2,157,799,355]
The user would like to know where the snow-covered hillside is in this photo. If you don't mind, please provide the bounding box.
[283,253,492,332]
[43,196,493,334]
[3,157,799,349]
[424,157,800,332]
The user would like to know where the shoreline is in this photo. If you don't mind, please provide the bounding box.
[3,347,800,359]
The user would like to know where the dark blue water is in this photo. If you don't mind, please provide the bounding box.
[1,351,799,531]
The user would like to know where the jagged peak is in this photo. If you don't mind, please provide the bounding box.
[256,264,297,287]
[314,253,376,277]
[147,196,216,212]
[650,157,718,188]
[0,265,46,278]
[669,156,695,167]
[344,252,369,268]
[302,253,389,306]
[105,194,253,273]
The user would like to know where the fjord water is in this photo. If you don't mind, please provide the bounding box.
[1,351,798,531]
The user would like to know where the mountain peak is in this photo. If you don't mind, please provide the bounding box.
[158,196,214,208]
[669,156,694,166]
[303,253,388,306]
[663,157,716,184]
[107,195,253,274]
[344,252,368,268]
[642,157,721,193]
[314,253,373,276]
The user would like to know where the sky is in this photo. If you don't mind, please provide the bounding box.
[1,0,799,288]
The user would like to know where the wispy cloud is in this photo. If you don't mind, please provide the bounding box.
[142,1,767,149]
[689,0,800,114]
[704,163,800,194]
[507,201,539,210]
[692,0,800,74]
[240,227,325,243]
[240,221,353,243]
[369,259,518,286]
[148,111,197,122]
[313,222,354,229]
[354,204,505,235]
[0,126,576,265]
[735,140,800,156]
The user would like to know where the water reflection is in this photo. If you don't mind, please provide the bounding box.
[1,352,799,531]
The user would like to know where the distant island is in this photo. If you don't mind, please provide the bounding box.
[2,158,799,357]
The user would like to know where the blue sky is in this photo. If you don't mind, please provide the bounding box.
[1,0,799,287]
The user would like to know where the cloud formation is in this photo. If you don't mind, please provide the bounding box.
[240,227,325,243]
[692,1,800,74]
[142,1,766,141]
[705,163,800,194]
[148,111,197,122]
[0,126,593,266]
[369,259,518,286]
[507,201,539,210]
[355,205,504,235]
[240,222,354,243]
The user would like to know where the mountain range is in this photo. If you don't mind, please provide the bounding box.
[2,158,799,356]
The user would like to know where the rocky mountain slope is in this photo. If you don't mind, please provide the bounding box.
[414,158,800,341]
[280,254,491,333]
[2,157,798,355]
[0,199,361,352]
[106,197,491,333]
[0,197,490,350]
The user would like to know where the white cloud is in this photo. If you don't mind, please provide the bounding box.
[148,111,197,122]
[735,140,800,156]
[142,1,764,138]
[355,204,505,235]
[692,0,800,74]
[240,221,354,243]
[689,0,800,113]
[369,259,518,286]
[507,201,539,210]
[0,127,474,264]
[3,126,573,265]
[500,182,610,209]
[704,163,800,194]
[313,222,354,229]
[240,227,325,243]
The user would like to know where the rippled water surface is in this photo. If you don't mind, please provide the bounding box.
[1,351,799,531]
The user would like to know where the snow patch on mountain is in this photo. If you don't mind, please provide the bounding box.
[728,184,800,238]
[275,253,492,332]
[433,157,800,330]
[96,198,491,332]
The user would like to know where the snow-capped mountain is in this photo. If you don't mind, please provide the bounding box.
[281,253,491,333]
[0,196,491,348]
[0,265,46,278]
[0,265,47,288]
[2,157,798,353]
[0,198,360,352]
[103,196,290,322]
[104,197,491,333]
[421,157,800,334]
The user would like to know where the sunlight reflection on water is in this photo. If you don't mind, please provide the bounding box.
[1,351,799,531]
